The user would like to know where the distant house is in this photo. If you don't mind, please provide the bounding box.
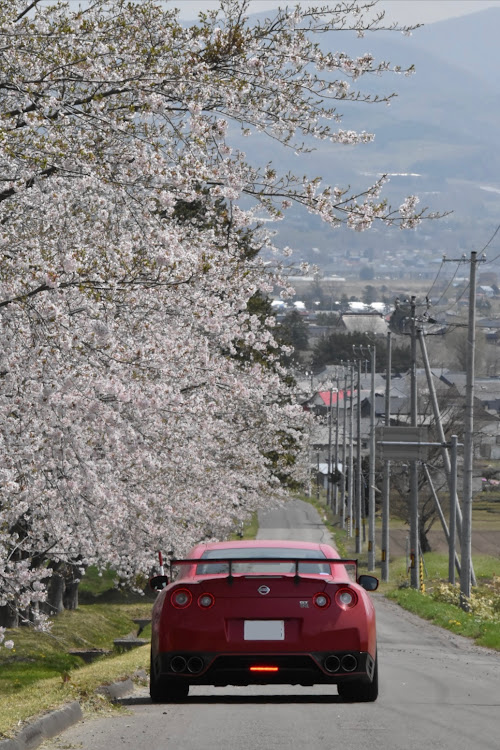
[478,420,500,460]
[478,286,495,298]
[339,313,388,336]
[432,370,500,458]
[314,462,343,490]
[360,394,410,420]
[477,317,500,332]
[301,389,351,416]
[307,324,338,341]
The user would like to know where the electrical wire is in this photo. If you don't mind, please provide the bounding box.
[424,257,445,302]
[435,224,500,319]
[480,222,500,265]
[431,260,462,309]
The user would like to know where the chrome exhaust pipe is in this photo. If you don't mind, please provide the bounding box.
[187,656,204,674]
[170,655,187,673]
[341,654,358,672]
[324,655,341,673]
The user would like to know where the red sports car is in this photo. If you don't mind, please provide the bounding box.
[149,539,378,702]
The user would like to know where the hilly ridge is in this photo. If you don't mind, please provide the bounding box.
[243,7,500,271]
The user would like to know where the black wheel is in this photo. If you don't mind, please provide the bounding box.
[338,654,378,703]
[150,651,189,702]
[150,674,190,702]
[149,670,165,703]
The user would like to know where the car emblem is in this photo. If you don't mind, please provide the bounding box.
[258,585,271,595]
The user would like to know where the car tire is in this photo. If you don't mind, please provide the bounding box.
[150,652,190,702]
[150,675,190,702]
[337,653,378,703]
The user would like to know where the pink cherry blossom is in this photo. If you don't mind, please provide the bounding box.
[0,0,434,627]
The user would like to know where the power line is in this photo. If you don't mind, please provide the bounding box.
[432,259,462,309]
[425,221,500,321]
[424,256,445,302]
[480,222,500,265]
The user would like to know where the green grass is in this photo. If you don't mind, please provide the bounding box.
[387,587,500,650]
[228,511,259,541]
[0,599,152,738]
[0,644,150,738]
[0,602,152,694]
[78,565,120,599]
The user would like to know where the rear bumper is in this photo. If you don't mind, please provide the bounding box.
[154,650,376,686]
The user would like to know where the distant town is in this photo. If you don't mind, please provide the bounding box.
[272,271,500,530]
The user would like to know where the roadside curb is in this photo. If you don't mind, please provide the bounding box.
[0,672,146,750]
[95,676,135,701]
[0,702,83,750]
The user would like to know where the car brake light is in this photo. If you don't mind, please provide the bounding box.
[335,587,358,609]
[198,593,215,608]
[171,588,192,608]
[313,592,331,608]
[250,666,279,672]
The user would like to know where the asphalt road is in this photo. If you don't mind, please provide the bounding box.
[43,499,500,750]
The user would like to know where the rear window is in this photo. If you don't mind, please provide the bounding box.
[196,547,330,575]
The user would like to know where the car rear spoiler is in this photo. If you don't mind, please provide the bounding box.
[170,557,358,585]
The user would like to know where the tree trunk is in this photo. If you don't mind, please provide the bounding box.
[419,523,432,553]
[41,571,65,616]
[0,604,19,628]
[63,566,81,610]
[63,581,79,610]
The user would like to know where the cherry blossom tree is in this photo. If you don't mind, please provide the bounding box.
[0,0,436,630]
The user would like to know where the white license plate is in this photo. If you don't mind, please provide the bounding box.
[244,620,285,640]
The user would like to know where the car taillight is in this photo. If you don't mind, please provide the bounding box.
[198,593,215,609]
[250,666,279,672]
[313,592,331,609]
[170,588,192,609]
[335,587,358,609]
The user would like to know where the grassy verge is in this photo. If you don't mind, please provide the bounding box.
[228,511,259,541]
[386,587,500,649]
[385,552,500,650]
[0,644,150,739]
[0,600,152,739]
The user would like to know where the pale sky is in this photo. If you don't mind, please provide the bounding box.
[176,0,500,25]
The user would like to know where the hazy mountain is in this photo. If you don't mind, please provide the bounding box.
[242,8,500,277]
[410,8,500,90]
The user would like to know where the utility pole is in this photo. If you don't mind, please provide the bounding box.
[327,387,334,509]
[316,451,320,500]
[334,372,340,514]
[367,345,376,571]
[355,356,362,554]
[348,362,354,537]
[341,364,349,529]
[461,251,481,605]
[381,331,392,582]
[418,327,476,584]
[449,435,458,585]
[409,296,420,590]
[422,462,462,579]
